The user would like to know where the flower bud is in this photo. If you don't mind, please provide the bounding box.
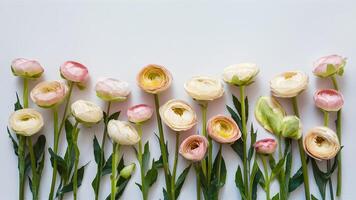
[303,126,340,160]
[159,99,197,132]
[60,61,89,83]
[120,163,136,179]
[30,81,68,108]
[270,71,308,98]
[9,108,44,136]
[127,104,153,124]
[223,63,259,86]
[184,76,224,101]
[207,115,241,143]
[254,96,286,135]
[313,89,344,112]
[11,58,44,79]
[254,138,277,155]
[95,78,130,102]
[137,64,172,94]
[71,100,103,125]
[313,55,346,78]
[107,120,140,145]
[281,116,302,140]
[179,135,208,162]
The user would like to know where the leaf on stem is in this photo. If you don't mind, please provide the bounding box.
[48,148,68,178]
[250,161,263,200]
[235,166,246,199]
[248,124,257,162]
[175,165,191,199]
[289,158,309,192]
[14,93,23,111]
[57,163,88,196]
[7,127,18,156]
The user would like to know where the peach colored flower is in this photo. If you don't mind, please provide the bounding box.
[30,81,67,108]
[95,78,131,102]
[137,64,172,94]
[179,135,208,162]
[11,58,44,79]
[207,115,241,143]
[60,61,89,83]
[127,104,153,124]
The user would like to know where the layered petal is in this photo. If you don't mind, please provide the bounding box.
[60,61,89,83]
[179,135,208,162]
[207,115,241,143]
[313,55,346,78]
[270,71,308,98]
[254,138,277,155]
[95,78,131,102]
[108,120,140,145]
[30,80,67,108]
[71,100,103,125]
[127,104,153,124]
[9,108,44,136]
[223,63,259,86]
[137,64,172,94]
[314,89,344,112]
[11,58,44,79]
[184,76,224,101]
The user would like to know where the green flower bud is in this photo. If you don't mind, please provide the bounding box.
[281,116,302,140]
[120,163,136,179]
[255,96,286,135]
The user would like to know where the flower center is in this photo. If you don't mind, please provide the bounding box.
[283,72,297,79]
[314,136,325,146]
[172,107,185,116]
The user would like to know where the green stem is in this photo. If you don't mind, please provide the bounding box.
[195,164,201,200]
[137,124,147,200]
[323,111,334,200]
[200,103,207,177]
[153,94,171,199]
[331,76,342,196]
[72,122,80,200]
[28,137,39,200]
[18,135,25,200]
[217,144,222,185]
[261,155,270,200]
[292,97,310,200]
[240,85,250,200]
[23,78,29,108]
[277,136,282,159]
[49,107,59,200]
[95,101,112,200]
[171,133,180,200]
[111,142,120,200]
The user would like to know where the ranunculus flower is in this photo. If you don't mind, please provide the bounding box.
[184,76,224,101]
[223,63,259,86]
[11,58,44,79]
[281,116,302,140]
[270,71,309,98]
[120,163,136,179]
[254,96,286,135]
[95,78,131,102]
[60,61,89,83]
[137,64,172,94]
[207,115,241,143]
[71,100,103,125]
[127,104,153,124]
[313,55,346,78]
[107,120,140,145]
[30,80,68,108]
[314,89,344,112]
[303,126,340,160]
[179,135,208,162]
[9,108,44,136]
[254,138,277,154]
[159,99,197,132]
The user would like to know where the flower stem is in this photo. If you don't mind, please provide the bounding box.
[217,144,222,185]
[94,101,112,200]
[240,85,250,200]
[18,135,25,200]
[49,106,59,200]
[194,164,201,200]
[23,78,29,108]
[292,96,311,200]
[153,94,171,199]
[72,121,80,200]
[323,111,335,200]
[111,142,120,200]
[137,124,147,200]
[171,133,180,200]
[199,103,208,177]
[261,155,270,200]
[28,137,39,200]
[331,75,342,196]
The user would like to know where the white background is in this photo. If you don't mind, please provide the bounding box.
[1,0,355,199]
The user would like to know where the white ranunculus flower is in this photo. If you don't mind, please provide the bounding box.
[9,108,44,136]
[270,71,309,98]
[107,120,140,145]
[159,99,197,132]
[95,78,131,102]
[223,63,259,86]
[71,100,103,125]
[184,76,224,101]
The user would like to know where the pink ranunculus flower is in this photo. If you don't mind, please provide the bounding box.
[95,78,131,102]
[30,80,68,108]
[207,115,241,144]
[254,138,277,155]
[60,61,89,83]
[11,58,44,79]
[179,135,208,162]
[313,55,346,78]
[314,89,344,112]
[127,104,153,124]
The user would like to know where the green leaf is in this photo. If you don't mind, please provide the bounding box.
[93,136,102,165]
[312,194,319,200]
[250,161,263,200]
[248,124,257,162]
[142,142,151,170]
[269,155,276,170]
[235,166,246,199]
[212,150,227,188]
[227,105,242,131]
[231,138,244,160]
[271,157,285,179]
[48,148,68,179]
[289,158,309,192]
[144,162,158,187]
[14,93,23,111]
[175,165,191,198]
[108,111,121,121]
[311,159,327,200]
[57,164,87,196]
[7,127,18,156]
[102,154,113,176]
[284,150,292,195]
[272,193,280,200]
[65,119,74,145]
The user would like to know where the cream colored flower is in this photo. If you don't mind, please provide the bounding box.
[159,99,197,132]
[71,100,103,125]
[30,81,68,108]
[95,78,131,102]
[303,126,340,160]
[9,108,44,136]
[108,120,140,145]
[223,63,259,86]
[137,64,172,94]
[255,96,286,135]
[270,71,308,98]
[207,115,241,143]
[184,76,224,101]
